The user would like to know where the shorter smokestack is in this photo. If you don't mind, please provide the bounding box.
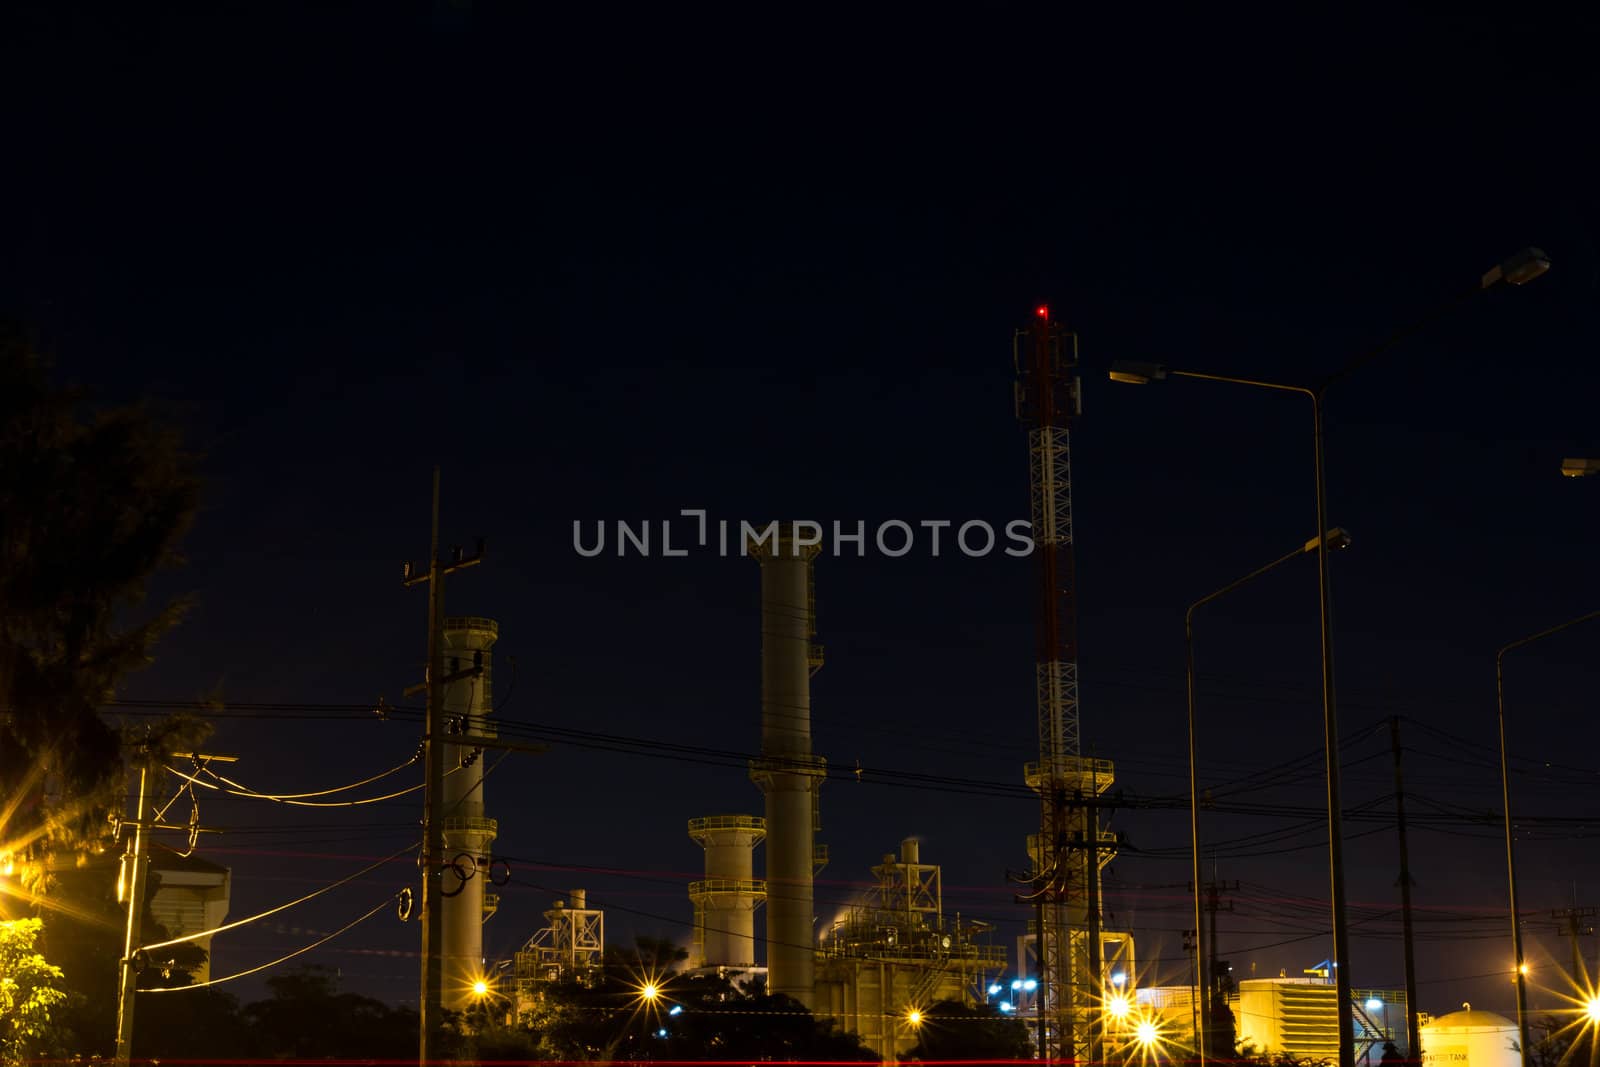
[901,838,920,864]
[570,889,586,910]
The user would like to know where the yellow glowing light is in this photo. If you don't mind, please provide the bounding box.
[1106,994,1131,1019]
[472,979,489,997]
[1519,963,1530,976]
[906,1009,923,1026]
[642,982,659,1002]
[1586,998,1600,1024]
[1136,1020,1159,1046]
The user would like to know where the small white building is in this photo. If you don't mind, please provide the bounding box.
[147,845,230,982]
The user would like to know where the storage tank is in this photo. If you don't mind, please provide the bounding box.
[1421,1004,1520,1067]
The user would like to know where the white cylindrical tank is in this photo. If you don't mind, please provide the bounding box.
[747,525,825,1008]
[1421,1005,1520,1067]
[689,815,767,967]
[439,616,499,1011]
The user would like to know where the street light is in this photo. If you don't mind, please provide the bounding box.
[1498,607,1600,1067]
[1184,528,1350,1067]
[1111,246,1550,1067]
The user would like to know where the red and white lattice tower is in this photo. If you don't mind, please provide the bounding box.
[1014,305,1115,1061]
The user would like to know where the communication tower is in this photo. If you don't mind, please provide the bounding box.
[1013,306,1116,1060]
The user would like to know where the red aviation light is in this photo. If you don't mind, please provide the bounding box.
[1035,304,1049,320]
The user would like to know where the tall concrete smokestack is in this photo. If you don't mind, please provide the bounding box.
[748,524,825,1007]
[439,616,499,1009]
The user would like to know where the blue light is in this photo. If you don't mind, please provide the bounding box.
[1011,979,1024,990]
[988,983,1003,995]
[1111,972,1127,987]
[1366,999,1384,1012]
[656,1028,668,1038]
[1023,979,1038,992]
[669,1005,684,1016]
[999,1001,1015,1013]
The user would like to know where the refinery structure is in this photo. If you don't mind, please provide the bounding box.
[495,310,1133,1060]
[491,308,1423,1063]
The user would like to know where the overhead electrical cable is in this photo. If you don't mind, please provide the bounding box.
[137,841,416,953]
[196,752,420,799]
[138,893,398,993]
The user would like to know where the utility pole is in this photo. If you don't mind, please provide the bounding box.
[114,750,234,1067]
[1200,869,1238,1057]
[112,762,150,1067]
[402,467,485,1066]
[1184,928,1201,1047]
[1065,781,1119,1066]
[1389,718,1421,1064]
[1553,901,1598,983]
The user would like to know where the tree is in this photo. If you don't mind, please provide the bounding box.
[513,952,875,1061]
[45,860,210,1057]
[0,323,200,889]
[0,918,68,1066]
[243,965,419,1060]
[903,998,1034,1062]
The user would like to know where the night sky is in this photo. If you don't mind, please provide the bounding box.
[6,5,1599,1024]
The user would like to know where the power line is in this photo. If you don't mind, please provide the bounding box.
[139,893,400,993]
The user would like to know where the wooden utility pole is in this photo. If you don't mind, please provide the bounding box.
[1389,718,1421,1064]
[112,763,150,1067]
[113,750,234,1067]
[403,467,484,1065]
[1553,901,1598,983]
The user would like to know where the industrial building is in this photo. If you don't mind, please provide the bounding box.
[1132,975,1410,1064]
[513,889,605,1007]
[814,838,1009,1060]
[438,616,501,1010]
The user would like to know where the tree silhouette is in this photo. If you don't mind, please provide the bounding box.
[0,323,200,888]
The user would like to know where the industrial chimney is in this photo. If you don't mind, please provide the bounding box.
[688,815,766,968]
[747,524,826,1008]
[439,616,499,1010]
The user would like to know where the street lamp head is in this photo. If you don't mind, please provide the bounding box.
[1108,360,1168,385]
[1561,458,1600,478]
[1302,527,1353,554]
[1482,247,1551,289]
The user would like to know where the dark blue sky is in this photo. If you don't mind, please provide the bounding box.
[5,4,1599,1020]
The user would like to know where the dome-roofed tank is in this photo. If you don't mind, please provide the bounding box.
[1421,1003,1520,1067]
